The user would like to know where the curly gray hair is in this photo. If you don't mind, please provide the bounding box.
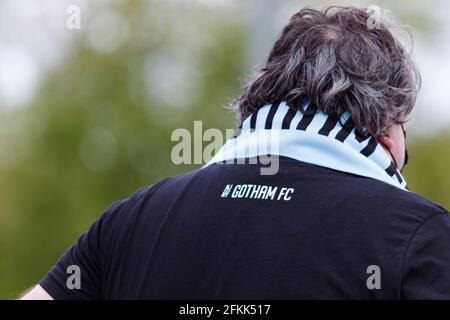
[232,6,421,136]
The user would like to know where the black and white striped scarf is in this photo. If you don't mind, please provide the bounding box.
[205,101,408,191]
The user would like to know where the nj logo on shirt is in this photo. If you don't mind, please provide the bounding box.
[221,184,234,198]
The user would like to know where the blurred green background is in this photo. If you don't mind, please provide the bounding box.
[0,0,449,299]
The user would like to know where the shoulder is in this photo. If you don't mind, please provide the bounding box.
[107,169,204,214]
[376,180,448,219]
[340,172,449,226]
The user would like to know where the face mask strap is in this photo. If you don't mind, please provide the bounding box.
[402,124,409,169]
[379,124,408,173]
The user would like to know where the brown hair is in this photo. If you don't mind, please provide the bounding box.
[232,6,421,135]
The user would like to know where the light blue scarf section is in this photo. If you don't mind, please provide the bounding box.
[205,101,408,191]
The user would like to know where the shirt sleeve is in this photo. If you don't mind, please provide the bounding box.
[402,211,450,299]
[39,199,128,300]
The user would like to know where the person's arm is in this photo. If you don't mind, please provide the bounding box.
[19,285,53,300]
[402,211,450,299]
[20,183,166,300]
[27,198,129,300]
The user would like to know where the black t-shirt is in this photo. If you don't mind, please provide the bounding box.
[39,157,450,299]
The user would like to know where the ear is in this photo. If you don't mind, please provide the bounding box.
[378,135,395,151]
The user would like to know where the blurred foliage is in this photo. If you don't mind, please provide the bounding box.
[0,0,449,299]
[405,133,450,207]
[0,1,245,298]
